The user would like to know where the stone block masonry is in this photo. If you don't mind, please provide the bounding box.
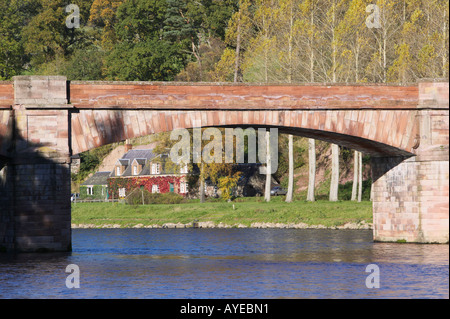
[372,157,449,243]
[0,76,72,252]
[372,83,449,243]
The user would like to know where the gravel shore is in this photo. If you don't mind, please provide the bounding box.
[72,220,372,230]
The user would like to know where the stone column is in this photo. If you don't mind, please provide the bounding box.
[7,76,73,252]
[372,81,449,243]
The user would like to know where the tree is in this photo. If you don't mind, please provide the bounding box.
[351,150,359,201]
[357,150,362,202]
[21,0,72,68]
[224,0,252,82]
[113,0,166,41]
[105,40,187,81]
[387,0,420,83]
[365,0,400,83]
[104,0,189,81]
[336,0,370,82]
[175,37,227,82]
[264,130,272,202]
[329,143,339,201]
[314,0,350,83]
[276,0,301,82]
[200,128,244,202]
[218,172,242,201]
[19,0,96,74]
[157,128,244,202]
[0,0,37,79]
[286,134,294,202]
[164,0,201,63]
[199,162,206,203]
[173,0,236,81]
[307,138,316,202]
[251,0,278,82]
[432,0,450,78]
[295,0,321,82]
[387,0,449,82]
[89,0,124,50]
[64,46,104,80]
[200,0,237,40]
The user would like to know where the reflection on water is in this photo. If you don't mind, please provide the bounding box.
[0,229,448,299]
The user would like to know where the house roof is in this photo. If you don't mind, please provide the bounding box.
[112,149,160,177]
[122,149,155,161]
[82,171,111,186]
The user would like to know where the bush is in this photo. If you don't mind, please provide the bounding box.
[338,179,372,201]
[155,192,185,204]
[126,189,185,205]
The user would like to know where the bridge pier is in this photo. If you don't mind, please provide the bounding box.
[0,158,14,251]
[4,158,72,252]
[0,76,72,252]
[372,156,449,243]
[372,82,449,243]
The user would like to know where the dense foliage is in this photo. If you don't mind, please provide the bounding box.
[0,0,447,82]
[125,190,185,205]
[108,175,185,198]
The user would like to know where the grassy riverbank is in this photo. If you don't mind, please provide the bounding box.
[71,197,372,229]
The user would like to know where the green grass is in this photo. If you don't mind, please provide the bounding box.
[71,197,372,228]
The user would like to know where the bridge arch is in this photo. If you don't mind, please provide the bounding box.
[71,108,418,157]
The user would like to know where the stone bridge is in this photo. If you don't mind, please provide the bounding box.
[0,76,448,251]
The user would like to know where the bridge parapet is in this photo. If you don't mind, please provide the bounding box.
[14,76,68,107]
[69,81,420,110]
[418,80,449,109]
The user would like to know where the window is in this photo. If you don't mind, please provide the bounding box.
[152,184,160,193]
[116,166,121,176]
[180,164,188,174]
[180,182,188,194]
[151,163,161,174]
[87,186,93,195]
[133,165,138,175]
[118,188,126,198]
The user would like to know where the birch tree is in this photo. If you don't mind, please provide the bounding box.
[336,0,370,82]
[295,0,321,82]
[264,130,272,202]
[286,134,294,203]
[329,143,339,201]
[224,0,252,82]
[307,138,316,202]
[351,150,359,201]
[365,0,401,83]
[357,151,363,202]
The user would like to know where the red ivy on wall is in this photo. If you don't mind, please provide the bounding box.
[108,176,184,198]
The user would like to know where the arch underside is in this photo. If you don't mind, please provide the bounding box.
[71,109,418,157]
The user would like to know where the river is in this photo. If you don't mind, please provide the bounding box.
[0,228,448,299]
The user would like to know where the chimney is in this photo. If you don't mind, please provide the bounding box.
[125,139,132,153]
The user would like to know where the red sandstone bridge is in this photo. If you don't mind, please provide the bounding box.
[0,76,448,252]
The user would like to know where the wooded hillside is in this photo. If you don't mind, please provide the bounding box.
[1,0,447,83]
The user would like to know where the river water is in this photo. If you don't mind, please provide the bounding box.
[0,229,448,299]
